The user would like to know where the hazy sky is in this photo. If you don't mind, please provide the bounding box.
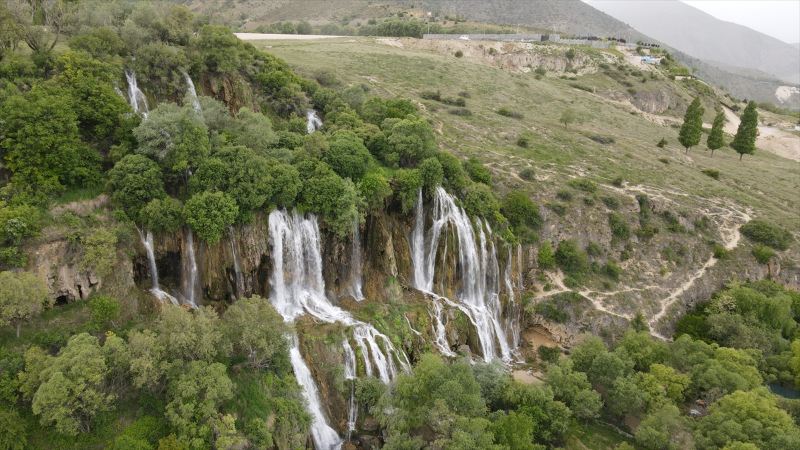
[682,1,800,44]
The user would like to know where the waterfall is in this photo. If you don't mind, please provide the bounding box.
[228,226,244,299]
[517,243,524,290]
[505,247,521,350]
[268,209,409,447]
[409,187,512,362]
[306,109,323,134]
[124,69,149,118]
[181,229,199,308]
[429,297,456,357]
[183,71,202,113]
[342,339,358,441]
[348,221,365,301]
[136,228,179,306]
[289,335,343,450]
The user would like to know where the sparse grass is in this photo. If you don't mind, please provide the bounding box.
[254,37,800,232]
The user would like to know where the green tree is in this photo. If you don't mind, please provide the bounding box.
[537,241,555,270]
[300,171,363,238]
[1,88,100,197]
[32,333,115,435]
[0,408,26,450]
[502,192,542,230]
[616,330,668,372]
[606,376,648,418]
[436,151,467,191]
[731,101,758,161]
[694,388,800,449]
[140,198,184,233]
[678,97,704,153]
[165,360,233,445]
[570,335,607,373]
[359,170,392,213]
[418,157,444,191]
[87,296,120,332]
[463,183,500,218]
[0,271,52,338]
[560,109,576,129]
[182,192,238,245]
[588,349,635,387]
[233,108,279,155]
[707,111,726,157]
[637,364,691,410]
[635,404,693,450]
[544,358,602,422]
[324,130,373,181]
[106,154,166,221]
[791,339,800,388]
[388,116,437,166]
[80,229,118,277]
[554,239,589,276]
[392,169,424,214]
[223,296,290,370]
[490,411,541,450]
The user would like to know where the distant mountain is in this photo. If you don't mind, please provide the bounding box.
[792,43,800,50]
[585,0,800,84]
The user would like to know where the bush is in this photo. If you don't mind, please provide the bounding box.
[463,184,500,218]
[586,242,603,257]
[458,91,470,98]
[324,130,373,181]
[140,198,184,233]
[635,225,659,240]
[359,171,392,213]
[546,202,568,216]
[601,195,621,210]
[516,136,530,148]
[555,239,589,276]
[497,107,523,119]
[556,190,573,202]
[571,83,594,93]
[393,169,424,214]
[740,218,793,250]
[182,192,239,245]
[502,193,542,229]
[752,245,775,264]
[534,67,547,76]
[519,167,535,181]
[657,137,668,148]
[658,157,669,164]
[608,213,631,240]
[538,346,561,363]
[701,169,720,180]
[436,152,467,191]
[567,178,598,193]
[533,300,570,323]
[612,176,624,187]
[538,241,555,270]
[418,157,444,191]
[603,259,622,282]
[454,50,464,58]
[449,108,472,116]
[420,90,441,101]
[586,133,615,145]
[713,245,730,259]
[463,158,492,185]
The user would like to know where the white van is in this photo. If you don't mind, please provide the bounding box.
[459,35,470,40]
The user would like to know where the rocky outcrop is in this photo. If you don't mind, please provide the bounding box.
[200,72,259,114]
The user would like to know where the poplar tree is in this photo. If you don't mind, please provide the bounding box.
[731,101,759,161]
[706,111,726,157]
[678,97,704,153]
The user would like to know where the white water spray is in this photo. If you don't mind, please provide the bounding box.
[137,228,179,306]
[342,339,358,440]
[409,187,513,362]
[183,71,202,113]
[348,221,365,301]
[307,109,323,134]
[268,209,409,447]
[125,69,149,118]
[505,247,521,350]
[181,229,199,308]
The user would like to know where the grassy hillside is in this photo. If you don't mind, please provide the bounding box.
[255,36,799,231]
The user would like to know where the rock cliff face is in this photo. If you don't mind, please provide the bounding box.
[24,194,799,444]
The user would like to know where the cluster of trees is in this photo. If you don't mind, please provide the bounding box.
[356,314,800,449]
[0,293,307,449]
[678,96,758,160]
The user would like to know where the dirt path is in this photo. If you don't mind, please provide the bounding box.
[721,106,800,162]
[235,33,344,40]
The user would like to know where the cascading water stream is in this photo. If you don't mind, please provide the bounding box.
[183,71,202,113]
[517,243,524,290]
[136,228,179,306]
[125,69,149,118]
[228,226,244,299]
[181,229,199,309]
[268,209,409,447]
[505,247,521,351]
[306,109,323,134]
[348,221,365,301]
[342,339,357,440]
[409,187,513,362]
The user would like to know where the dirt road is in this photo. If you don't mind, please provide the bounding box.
[722,105,800,162]
[235,33,343,40]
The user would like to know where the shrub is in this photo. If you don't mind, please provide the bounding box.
[533,300,569,323]
[418,157,444,191]
[449,108,472,116]
[87,296,120,331]
[463,184,500,218]
[612,176,624,187]
[538,346,561,363]
[556,190,573,202]
[502,193,542,229]
[603,259,622,282]
[586,133,615,145]
[608,213,631,240]
[567,178,598,193]
[713,245,730,259]
[740,218,792,250]
[546,202,568,216]
[601,195,621,210]
[420,90,441,101]
[497,107,523,119]
[563,276,579,288]
[586,242,603,258]
[571,83,594,93]
[658,157,669,164]
[701,169,720,180]
[458,91,471,98]
[454,50,464,58]
[657,138,668,148]
[583,196,596,207]
[555,239,589,276]
[183,192,238,245]
[359,171,392,213]
[392,169,424,214]
[516,136,530,148]
[538,241,555,269]
[436,152,467,191]
[534,67,547,76]
[519,167,536,181]
[636,225,659,240]
[463,158,492,185]
[752,245,775,264]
